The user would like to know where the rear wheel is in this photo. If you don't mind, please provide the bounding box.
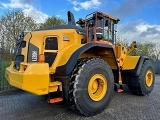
[68,58,114,116]
[128,60,155,96]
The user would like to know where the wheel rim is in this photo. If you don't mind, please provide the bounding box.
[145,70,153,87]
[88,74,107,101]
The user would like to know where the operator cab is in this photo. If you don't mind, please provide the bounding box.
[77,12,119,44]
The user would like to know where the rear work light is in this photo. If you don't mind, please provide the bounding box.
[39,54,45,63]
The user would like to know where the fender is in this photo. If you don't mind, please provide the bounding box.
[55,43,118,76]
[122,56,150,76]
[121,56,150,85]
[135,56,150,75]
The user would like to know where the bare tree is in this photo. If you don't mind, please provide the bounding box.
[0,10,37,52]
[150,42,160,61]
[116,38,129,48]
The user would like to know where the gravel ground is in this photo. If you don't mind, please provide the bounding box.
[0,75,160,120]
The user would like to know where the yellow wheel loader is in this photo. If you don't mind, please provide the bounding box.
[5,11,155,116]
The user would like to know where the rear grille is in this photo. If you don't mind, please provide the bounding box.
[44,37,58,67]
[14,33,26,70]
[45,37,58,50]
[44,52,57,67]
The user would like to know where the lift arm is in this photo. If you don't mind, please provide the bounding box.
[126,41,137,55]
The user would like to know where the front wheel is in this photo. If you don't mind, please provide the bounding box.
[68,58,114,116]
[128,60,155,96]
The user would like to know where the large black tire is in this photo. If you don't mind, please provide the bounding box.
[68,58,114,116]
[128,60,155,96]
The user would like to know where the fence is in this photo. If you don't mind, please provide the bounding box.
[0,48,15,91]
[152,60,160,74]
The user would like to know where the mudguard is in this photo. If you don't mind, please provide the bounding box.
[55,43,117,76]
[121,56,150,85]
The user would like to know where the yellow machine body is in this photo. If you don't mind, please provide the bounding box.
[5,29,85,95]
[5,11,140,96]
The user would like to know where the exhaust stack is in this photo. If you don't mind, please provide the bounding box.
[68,11,76,26]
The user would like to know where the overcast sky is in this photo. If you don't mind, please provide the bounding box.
[0,0,160,43]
